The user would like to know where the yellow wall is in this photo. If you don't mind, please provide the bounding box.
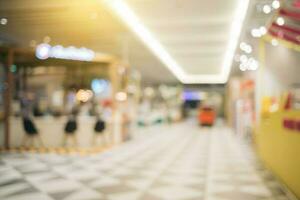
[256,111,300,198]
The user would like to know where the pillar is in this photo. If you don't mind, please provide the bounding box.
[4,49,14,149]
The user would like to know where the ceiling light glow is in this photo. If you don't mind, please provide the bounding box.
[239,63,247,71]
[276,17,285,26]
[115,92,127,101]
[263,5,271,14]
[272,0,280,9]
[251,26,267,38]
[245,45,252,54]
[251,29,261,37]
[0,18,7,25]
[260,26,267,35]
[103,0,186,82]
[239,57,259,71]
[240,42,247,50]
[239,42,252,54]
[103,0,250,84]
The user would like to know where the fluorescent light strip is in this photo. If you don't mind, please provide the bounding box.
[221,0,250,81]
[185,0,250,84]
[103,0,249,84]
[103,0,186,82]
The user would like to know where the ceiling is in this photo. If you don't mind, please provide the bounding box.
[0,0,177,84]
[0,0,251,84]
[0,0,123,52]
[232,0,300,86]
[103,0,250,83]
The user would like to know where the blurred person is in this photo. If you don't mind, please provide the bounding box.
[66,90,77,113]
[63,114,78,147]
[102,103,113,144]
[92,114,106,146]
[20,92,33,117]
[21,116,44,147]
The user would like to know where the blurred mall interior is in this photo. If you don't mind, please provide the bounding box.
[0,0,300,199]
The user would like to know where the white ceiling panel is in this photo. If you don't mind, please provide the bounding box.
[103,0,250,83]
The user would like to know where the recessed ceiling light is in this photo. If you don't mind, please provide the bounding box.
[259,26,267,35]
[240,42,247,50]
[239,42,252,53]
[251,29,261,38]
[249,59,259,70]
[272,0,280,9]
[0,18,7,25]
[239,63,247,71]
[115,92,127,101]
[276,17,285,26]
[263,5,271,14]
[245,45,252,54]
[271,39,279,46]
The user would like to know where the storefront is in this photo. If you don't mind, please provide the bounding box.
[225,1,300,197]
[0,44,130,149]
[255,36,300,198]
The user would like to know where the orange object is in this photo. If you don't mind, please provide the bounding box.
[198,106,216,126]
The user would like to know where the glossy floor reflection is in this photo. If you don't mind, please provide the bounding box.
[0,121,293,200]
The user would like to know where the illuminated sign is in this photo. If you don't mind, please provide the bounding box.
[36,43,95,61]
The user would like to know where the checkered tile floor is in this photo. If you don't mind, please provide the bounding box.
[0,121,294,200]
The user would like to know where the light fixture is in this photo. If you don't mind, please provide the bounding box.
[0,18,7,25]
[263,5,271,14]
[239,57,259,71]
[102,0,185,82]
[251,26,267,38]
[248,58,259,70]
[260,26,267,35]
[76,89,93,102]
[239,63,247,71]
[272,0,280,9]
[91,79,108,94]
[240,42,247,50]
[276,17,285,26]
[102,0,250,84]
[271,39,279,46]
[239,42,252,54]
[251,29,261,38]
[245,45,252,54]
[214,0,250,82]
[115,92,127,101]
[250,62,259,71]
